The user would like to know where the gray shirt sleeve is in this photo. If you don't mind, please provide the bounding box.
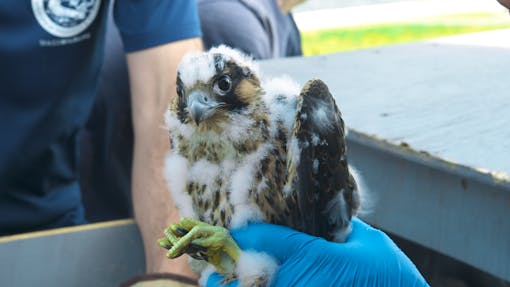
[198,1,272,59]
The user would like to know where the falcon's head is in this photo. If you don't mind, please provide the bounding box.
[174,46,263,132]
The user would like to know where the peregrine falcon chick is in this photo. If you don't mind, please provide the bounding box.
[161,45,361,286]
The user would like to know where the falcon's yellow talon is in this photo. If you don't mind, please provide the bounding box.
[160,219,241,274]
[180,217,203,230]
[168,223,182,233]
[158,238,172,250]
[164,227,180,245]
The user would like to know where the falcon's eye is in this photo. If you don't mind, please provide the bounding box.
[214,75,232,95]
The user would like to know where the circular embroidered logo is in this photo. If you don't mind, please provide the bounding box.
[32,0,101,38]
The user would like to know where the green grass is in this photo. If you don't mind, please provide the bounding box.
[302,12,510,56]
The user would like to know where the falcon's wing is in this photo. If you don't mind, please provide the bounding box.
[286,79,359,241]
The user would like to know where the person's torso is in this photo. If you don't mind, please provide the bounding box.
[0,0,110,235]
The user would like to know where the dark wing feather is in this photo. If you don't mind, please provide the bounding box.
[287,79,359,241]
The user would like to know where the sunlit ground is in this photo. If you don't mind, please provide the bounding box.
[301,12,510,55]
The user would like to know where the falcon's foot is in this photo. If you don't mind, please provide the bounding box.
[159,217,240,274]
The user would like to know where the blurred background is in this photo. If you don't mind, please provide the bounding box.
[293,0,510,55]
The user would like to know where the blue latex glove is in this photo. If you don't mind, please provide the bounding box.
[207,218,429,286]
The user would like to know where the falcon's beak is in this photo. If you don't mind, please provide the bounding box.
[188,90,220,125]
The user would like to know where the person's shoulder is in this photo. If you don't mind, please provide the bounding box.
[114,1,201,52]
[198,0,257,22]
[198,0,271,58]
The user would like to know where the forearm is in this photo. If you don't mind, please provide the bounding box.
[126,38,203,275]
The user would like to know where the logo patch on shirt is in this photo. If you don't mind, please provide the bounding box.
[32,0,101,38]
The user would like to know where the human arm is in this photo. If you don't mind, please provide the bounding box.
[113,0,203,275]
[207,218,429,286]
[126,38,202,275]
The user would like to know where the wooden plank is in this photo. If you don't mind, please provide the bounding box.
[260,32,510,176]
[347,130,510,281]
[0,220,145,287]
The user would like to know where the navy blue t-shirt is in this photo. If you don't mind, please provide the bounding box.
[0,0,201,235]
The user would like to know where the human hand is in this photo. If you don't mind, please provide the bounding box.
[206,218,429,286]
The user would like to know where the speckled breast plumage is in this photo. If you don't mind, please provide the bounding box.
[166,98,297,230]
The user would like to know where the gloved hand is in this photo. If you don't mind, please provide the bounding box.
[207,218,429,287]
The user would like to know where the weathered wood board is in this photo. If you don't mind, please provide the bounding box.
[0,220,144,287]
[261,32,510,176]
